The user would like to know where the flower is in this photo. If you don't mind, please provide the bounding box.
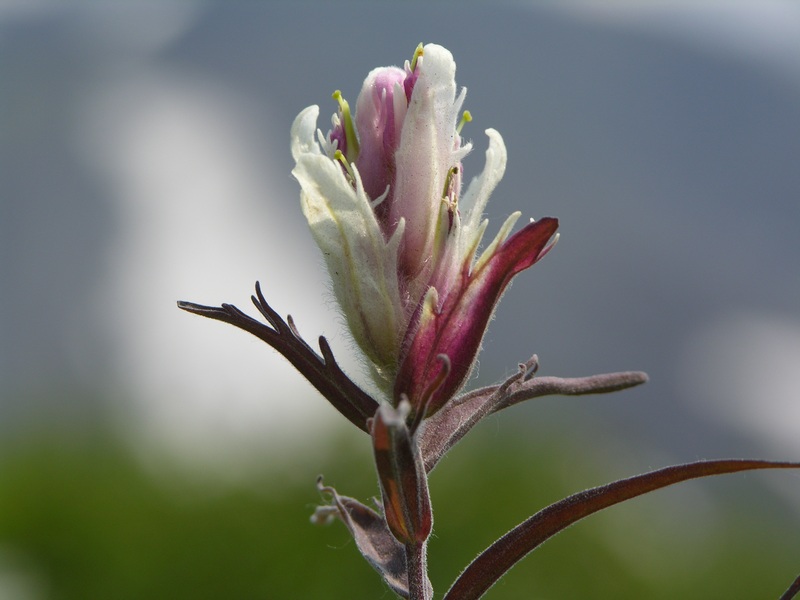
[291,43,558,417]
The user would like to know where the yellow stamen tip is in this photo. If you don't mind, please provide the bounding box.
[333,149,356,181]
[457,110,472,134]
[410,43,424,71]
[331,90,360,160]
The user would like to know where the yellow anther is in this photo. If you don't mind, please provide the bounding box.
[441,166,460,201]
[410,43,424,72]
[457,110,472,134]
[334,149,356,181]
[332,90,360,160]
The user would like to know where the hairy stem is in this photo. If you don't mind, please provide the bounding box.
[406,541,431,600]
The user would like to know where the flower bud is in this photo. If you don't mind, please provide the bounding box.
[370,401,432,545]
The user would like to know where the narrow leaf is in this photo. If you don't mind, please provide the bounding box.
[420,357,647,473]
[780,572,800,600]
[444,459,800,600]
[178,282,379,431]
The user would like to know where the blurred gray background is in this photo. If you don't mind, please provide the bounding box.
[2,0,799,508]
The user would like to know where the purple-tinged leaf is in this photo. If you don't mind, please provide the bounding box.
[444,459,800,600]
[313,479,408,598]
[419,355,648,472]
[178,282,379,432]
[780,573,800,600]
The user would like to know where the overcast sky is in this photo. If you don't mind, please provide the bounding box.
[2,3,799,485]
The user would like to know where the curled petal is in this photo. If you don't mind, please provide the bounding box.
[290,105,324,160]
[460,128,508,242]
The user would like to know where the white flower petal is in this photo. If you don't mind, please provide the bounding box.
[473,211,521,274]
[461,128,508,234]
[292,108,405,386]
[457,128,508,270]
[391,44,463,283]
[290,105,323,160]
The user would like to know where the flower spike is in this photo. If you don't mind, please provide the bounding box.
[292,43,559,416]
[177,40,800,600]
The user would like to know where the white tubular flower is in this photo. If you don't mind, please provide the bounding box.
[291,43,559,409]
[291,106,406,387]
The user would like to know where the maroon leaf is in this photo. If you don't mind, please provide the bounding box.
[178,282,379,432]
[780,573,800,600]
[444,459,800,600]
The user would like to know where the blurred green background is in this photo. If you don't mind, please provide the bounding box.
[1,415,797,599]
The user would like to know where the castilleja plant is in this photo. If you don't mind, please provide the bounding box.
[179,44,800,599]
